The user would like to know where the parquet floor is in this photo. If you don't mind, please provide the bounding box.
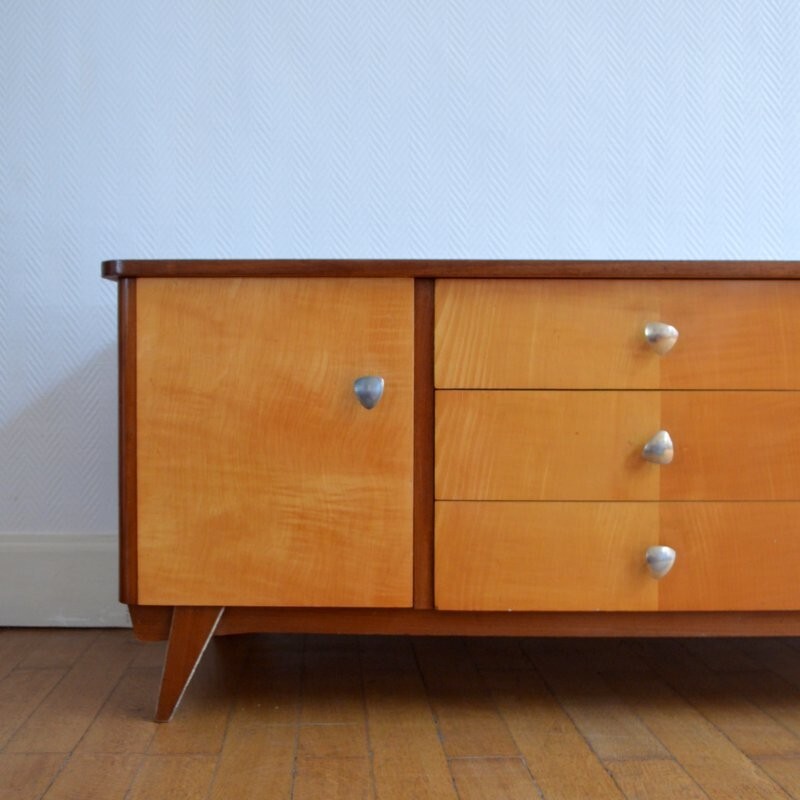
[2,630,800,798]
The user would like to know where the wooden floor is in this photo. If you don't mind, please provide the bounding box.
[2,631,800,799]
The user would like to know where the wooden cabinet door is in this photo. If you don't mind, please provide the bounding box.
[135,278,414,607]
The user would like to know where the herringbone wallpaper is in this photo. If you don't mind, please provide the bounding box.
[2,1,800,540]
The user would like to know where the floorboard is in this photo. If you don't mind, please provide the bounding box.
[1,629,800,799]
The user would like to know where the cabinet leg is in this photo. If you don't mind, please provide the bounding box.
[155,606,225,722]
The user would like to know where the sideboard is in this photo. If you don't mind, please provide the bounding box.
[103,260,800,720]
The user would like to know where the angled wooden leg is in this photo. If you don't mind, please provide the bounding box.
[156,606,225,722]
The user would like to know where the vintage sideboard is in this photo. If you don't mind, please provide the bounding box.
[103,260,800,720]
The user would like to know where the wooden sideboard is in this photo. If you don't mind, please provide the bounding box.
[103,260,800,720]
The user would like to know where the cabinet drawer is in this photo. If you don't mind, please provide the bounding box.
[435,279,800,389]
[436,502,658,611]
[436,502,800,611]
[436,391,800,501]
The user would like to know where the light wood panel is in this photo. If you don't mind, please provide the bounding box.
[436,279,659,389]
[661,392,800,500]
[437,391,800,501]
[660,280,800,389]
[436,391,660,501]
[436,502,800,612]
[435,279,800,389]
[136,278,414,607]
[660,503,800,610]
[435,502,660,611]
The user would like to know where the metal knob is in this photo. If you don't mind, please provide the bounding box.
[644,322,679,355]
[646,545,676,579]
[353,376,384,409]
[642,430,674,465]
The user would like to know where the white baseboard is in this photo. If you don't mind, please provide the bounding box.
[0,533,131,627]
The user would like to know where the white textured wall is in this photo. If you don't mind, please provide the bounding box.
[2,1,799,624]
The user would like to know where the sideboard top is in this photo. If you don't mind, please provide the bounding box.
[102,259,800,281]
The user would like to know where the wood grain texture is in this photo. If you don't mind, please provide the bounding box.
[5,632,139,753]
[42,754,144,800]
[0,669,65,749]
[413,279,435,609]
[436,391,660,501]
[449,759,541,800]
[208,724,296,800]
[135,278,414,607]
[127,604,800,639]
[75,667,160,755]
[364,662,458,800]
[483,669,625,800]
[6,630,800,798]
[214,607,800,636]
[413,638,520,758]
[435,502,660,611]
[437,390,800,501]
[155,606,224,723]
[435,279,800,389]
[436,502,800,612]
[602,671,792,799]
[660,503,800,610]
[755,756,800,798]
[605,759,708,800]
[129,606,172,642]
[0,754,65,800]
[661,392,800,500]
[103,259,800,280]
[436,279,660,389]
[126,755,217,800]
[118,279,137,603]
[528,649,670,762]
[630,640,800,758]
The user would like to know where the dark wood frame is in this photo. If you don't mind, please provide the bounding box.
[118,280,138,605]
[107,260,800,719]
[104,259,800,280]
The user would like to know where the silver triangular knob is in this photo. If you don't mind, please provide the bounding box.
[354,376,384,410]
[644,322,679,355]
[642,430,674,464]
[646,545,677,579]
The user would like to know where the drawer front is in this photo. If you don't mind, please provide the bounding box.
[136,278,414,607]
[436,502,800,611]
[436,391,800,500]
[436,502,659,611]
[660,503,800,610]
[435,279,800,389]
